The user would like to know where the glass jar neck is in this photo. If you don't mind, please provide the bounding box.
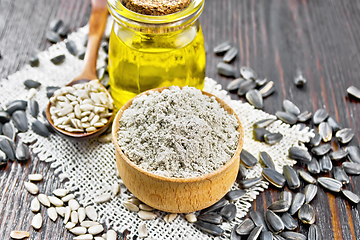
[107,0,204,33]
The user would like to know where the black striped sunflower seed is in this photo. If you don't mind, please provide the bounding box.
[335,128,355,144]
[304,184,318,203]
[236,218,255,235]
[307,158,320,174]
[240,66,257,80]
[264,132,283,145]
[227,78,245,91]
[347,86,360,100]
[240,149,258,168]
[259,151,275,170]
[317,177,342,192]
[213,41,231,54]
[341,189,360,204]
[275,111,297,125]
[283,100,300,116]
[346,146,360,164]
[311,144,332,156]
[342,162,360,175]
[246,89,263,109]
[333,166,350,184]
[283,165,300,189]
[289,146,311,163]
[262,168,286,188]
[253,128,271,142]
[237,80,256,96]
[253,118,276,129]
[313,109,329,125]
[319,155,332,173]
[259,81,275,98]
[298,203,316,225]
[288,192,305,215]
[223,47,238,63]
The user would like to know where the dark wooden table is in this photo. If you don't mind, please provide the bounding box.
[1,0,360,239]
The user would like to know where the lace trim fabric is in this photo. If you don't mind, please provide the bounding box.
[0,18,313,239]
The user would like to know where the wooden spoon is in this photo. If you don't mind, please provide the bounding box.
[46,0,114,141]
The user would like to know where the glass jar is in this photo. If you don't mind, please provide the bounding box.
[107,0,206,109]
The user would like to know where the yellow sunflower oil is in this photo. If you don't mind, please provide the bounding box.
[107,0,206,109]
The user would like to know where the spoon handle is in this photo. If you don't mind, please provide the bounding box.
[78,0,108,80]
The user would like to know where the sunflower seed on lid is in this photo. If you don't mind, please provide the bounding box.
[58,23,70,37]
[327,117,341,133]
[2,122,16,141]
[294,69,306,86]
[65,222,76,230]
[31,213,42,229]
[237,164,248,180]
[280,213,298,230]
[342,162,360,175]
[31,197,40,212]
[217,62,239,78]
[259,151,275,170]
[308,224,323,240]
[298,170,316,184]
[346,146,360,164]
[318,177,342,192]
[24,182,39,195]
[259,231,273,240]
[74,234,94,240]
[185,213,196,223]
[248,225,263,240]
[333,166,349,184]
[164,213,177,223]
[298,111,312,122]
[138,210,157,220]
[231,224,241,240]
[313,109,329,125]
[240,149,258,168]
[48,207,58,221]
[249,211,268,232]
[283,100,300,116]
[53,188,69,197]
[304,184,318,203]
[283,165,300,189]
[223,47,238,63]
[318,122,332,142]
[298,203,315,224]
[194,221,224,236]
[288,193,305,215]
[49,18,63,32]
[278,191,292,206]
[335,128,355,144]
[289,146,311,163]
[65,40,78,56]
[259,81,275,97]
[213,41,231,54]
[264,132,283,145]
[10,231,30,239]
[219,203,236,221]
[246,89,263,109]
[341,189,360,204]
[329,149,348,161]
[311,144,332,156]
[307,158,320,174]
[236,218,255,235]
[264,210,284,234]
[268,200,290,213]
[227,78,245,91]
[262,168,286,188]
[70,227,87,235]
[281,231,307,240]
[197,212,223,225]
[275,111,297,125]
[12,110,28,132]
[50,54,66,65]
[200,198,228,214]
[253,128,270,142]
[240,66,257,80]
[347,86,360,100]
[237,80,257,96]
[62,194,75,202]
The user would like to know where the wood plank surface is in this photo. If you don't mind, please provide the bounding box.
[1,0,360,239]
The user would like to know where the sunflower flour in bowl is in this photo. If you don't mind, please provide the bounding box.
[117,86,240,178]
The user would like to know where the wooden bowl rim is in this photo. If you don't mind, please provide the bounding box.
[45,79,115,140]
[112,86,244,183]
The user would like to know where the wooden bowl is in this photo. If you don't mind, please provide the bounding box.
[45,79,115,141]
[112,87,244,213]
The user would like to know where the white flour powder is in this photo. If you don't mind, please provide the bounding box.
[117,86,240,178]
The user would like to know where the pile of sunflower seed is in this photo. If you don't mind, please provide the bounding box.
[214,41,274,109]
[14,173,119,240]
[49,80,113,133]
